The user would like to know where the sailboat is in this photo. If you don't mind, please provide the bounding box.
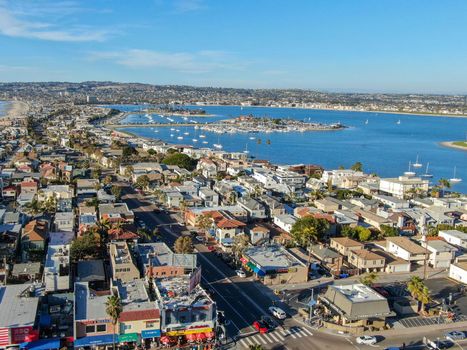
[213,136,223,149]
[404,161,416,177]
[192,138,198,143]
[243,144,249,154]
[421,162,433,178]
[450,166,462,184]
[413,155,422,168]
[199,134,206,138]
[365,119,369,125]
[396,119,401,125]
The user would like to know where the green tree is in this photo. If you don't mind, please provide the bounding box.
[355,226,372,242]
[162,152,197,171]
[111,185,122,200]
[103,175,113,185]
[359,272,378,286]
[122,145,136,158]
[249,345,264,350]
[232,234,250,259]
[174,236,194,253]
[105,295,122,350]
[70,233,100,261]
[407,276,431,313]
[380,225,399,237]
[124,165,134,178]
[196,214,213,234]
[291,217,330,247]
[135,175,150,189]
[350,161,363,172]
[91,168,102,179]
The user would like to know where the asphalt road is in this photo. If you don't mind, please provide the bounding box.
[117,182,467,350]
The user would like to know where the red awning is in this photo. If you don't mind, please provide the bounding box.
[185,333,197,341]
[205,331,215,339]
[160,336,171,344]
[196,333,207,341]
[240,257,248,264]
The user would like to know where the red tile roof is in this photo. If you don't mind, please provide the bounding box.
[119,309,160,322]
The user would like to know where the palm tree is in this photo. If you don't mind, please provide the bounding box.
[196,214,212,234]
[438,178,451,197]
[174,236,193,253]
[232,234,250,260]
[105,295,122,350]
[407,276,431,313]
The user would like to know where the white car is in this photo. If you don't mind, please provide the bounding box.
[268,306,287,320]
[236,270,246,278]
[356,335,377,345]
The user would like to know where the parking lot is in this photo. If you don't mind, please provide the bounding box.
[398,315,448,328]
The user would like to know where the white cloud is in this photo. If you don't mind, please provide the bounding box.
[90,49,247,74]
[0,0,111,42]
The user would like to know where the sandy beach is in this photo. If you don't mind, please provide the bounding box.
[1,100,29,119]
[440,141,467,151]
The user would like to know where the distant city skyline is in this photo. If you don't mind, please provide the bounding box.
[0,0,466,94]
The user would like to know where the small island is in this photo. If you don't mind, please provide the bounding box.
[144,106,212,117]
[440,141,467,151]
[201,115,346,134]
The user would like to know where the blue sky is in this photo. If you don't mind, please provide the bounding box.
[0,0,466,93]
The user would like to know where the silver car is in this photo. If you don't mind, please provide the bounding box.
[445,331,466,341]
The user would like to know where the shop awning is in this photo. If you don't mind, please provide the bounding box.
[74,334,114,348]
[160,336,171,344]
[118,333,138,343]
[257,269,266,277]
[239,257,248,264]
[20,338,60,350]
[246,262,255,270]
[141,329,161,339]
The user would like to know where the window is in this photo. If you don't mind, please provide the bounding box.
[85,325,95,333]
[96,324,106,332]
[146,321,156,328]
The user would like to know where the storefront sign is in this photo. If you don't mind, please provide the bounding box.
[11,326,34,344]
[166,327,213,336]
[141,329,161,339]
[81,319,111,325]
[118,333,138,343]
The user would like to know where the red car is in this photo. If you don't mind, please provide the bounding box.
[252,320,270,334]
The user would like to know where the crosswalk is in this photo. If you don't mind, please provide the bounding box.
[238,327,313,348]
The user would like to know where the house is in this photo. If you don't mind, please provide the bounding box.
[44,243,71,292]
[237,197,267,221]
[0,284,40,348]
[210,211,246,247]
[76,260,107,290]
[76,178,100,195]
[318,283,394,330]
[109,242,140,282]
[348,249,386,273]
[379,175,429,199]
[273,214,297,234]
[385,237,428,264]
[113,279,161,344]
[247,225,270,245]
[196,158,218,178]
[137,243,197,278]
[330,237,364,257]
[21,219,48,252]
[241,244,308,285]
[309,244,343,268]
[449,261,467,284]
[164,191,184,208]
[198,187,219,207]
[259,194,286,217]
[314,197,341,212]
[74,282,115,349]
[11,262,42,281]
[439,230,467,250]
[54,212,75,232]
[357,209,393,230]
[423,239,458,268]
[98,203,134,223]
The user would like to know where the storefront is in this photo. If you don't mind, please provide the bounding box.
[118,333,139,348]
[73,334,114,349]
[141,329,160,348]
[240,257,266,277]
[162,327,215,347]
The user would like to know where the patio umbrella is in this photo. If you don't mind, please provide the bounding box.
[205,331,215,339]
[160,336,171,344]
[185,333,197,342]
[196,333,207,341]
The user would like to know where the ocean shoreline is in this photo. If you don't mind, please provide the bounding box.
[0,100,29,119]
[440,141,467,152]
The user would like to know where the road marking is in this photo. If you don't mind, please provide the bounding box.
[269,332,282,342]
[301,328,314,336]
[263,333,275,343]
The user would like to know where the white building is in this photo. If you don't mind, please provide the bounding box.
[44,243,71,292]
[449,261,467,284]
[273,214,297,233]
[439,230,467,250]
[424,240,458,269]
[379,176,429,199]
[385,237,428,264]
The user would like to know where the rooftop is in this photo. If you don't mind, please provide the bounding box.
[244,244,305,270]
[332,283,385,303]
[0,284,39,327]
[440,230,467,240]
[137,243,197,270]
[74,282,109,321]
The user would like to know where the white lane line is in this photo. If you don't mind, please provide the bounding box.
[263,333,274,343]
[269,332,281,342]
[245,336,255,346]
[301,328,314,336]
[239,339,249,349]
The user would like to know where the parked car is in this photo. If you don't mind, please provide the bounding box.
[252,319,270,334]
[356,335,377,345]
[236,270,246,278]
[195,236,205,243]
[268,306,287,320]
[445,331,466,341]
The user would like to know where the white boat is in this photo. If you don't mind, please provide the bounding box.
[404,161,416,177]
[249,136,256,140]
[170,128,175,131]
[194,125,200,130]
[192,139,198,142]
[365,119,369,125]
[199,134,206,138]
[177,136,183,140]
[176,129,180,132]
[450,166,462,184]
[202,141,208,144]
[396,119,401,125]
[170,134,174,137]
[421,162,433,178]
[413,155,422,168]
[184,132,189,136]
[243,144,249,154]
[213,143,223,149]
[145,113,150,117]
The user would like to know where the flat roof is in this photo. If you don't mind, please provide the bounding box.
[0,284,39,327]
[440,230,467,240]
[114,279,154,312]
[333,283,385,303]
[137,243,197,270]
[245,245,304,270]
[74,282,109,321]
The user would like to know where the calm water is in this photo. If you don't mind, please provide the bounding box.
[105,104,467,193]
[0,101,10,117]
